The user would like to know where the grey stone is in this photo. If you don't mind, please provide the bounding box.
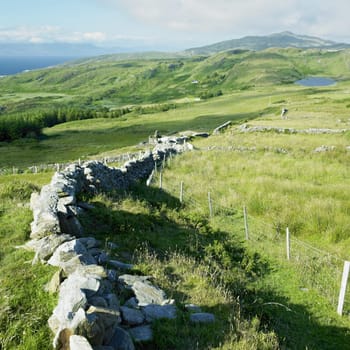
[58,195,76,207]
[314,145,336,153]
[68,205,85,216]
[44,269,64,294]
[109,260,133,270]
[142,304,177,322]
[108,327,135,350]
[107,269,118,282]
[51,307,87,346]
[98,251,109,264]
[79,237,101,249]
[89,296,108,308]
[70,335,94,350]
[31,233,74,264]
[128,325,153,343]
[132,280,168,306]
[76,265,107,280]
[49,271,101,334]
[190,312,215,324]
[77,312,104,346]
[104,293,120,310]
[28,140,190,348]
[30,186,60,239]
[48,239,97,273]
[124,297,138,309]
[118,275,152,288]
[49,288,87,334]
[58,212,84,237]
[120,306,145,326]
[89,247,102,257]
[97,279,114,296]
[86,305,121,330]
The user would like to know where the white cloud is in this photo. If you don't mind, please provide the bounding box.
[0,26,109,44]
[109,0,350,41]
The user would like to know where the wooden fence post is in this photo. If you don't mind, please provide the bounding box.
[159,172,163,189]
[208,192,213,218]
[337,261,350,315]
[286,227,291,260]
[180,181,184,203]
[243,205,249,240]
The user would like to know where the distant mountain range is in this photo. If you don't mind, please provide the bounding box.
[0,32,349,58]
[185,31,350,55]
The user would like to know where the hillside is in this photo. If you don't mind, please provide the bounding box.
[186,31,350,55]
[1,47,350,110]
[1,44,350,349]
[1,47,350,166]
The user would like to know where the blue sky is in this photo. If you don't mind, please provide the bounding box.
[1,0,350,50]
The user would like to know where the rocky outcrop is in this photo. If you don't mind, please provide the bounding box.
[25,139,198,349]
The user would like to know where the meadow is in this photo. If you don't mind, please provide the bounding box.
[1,47,350,349]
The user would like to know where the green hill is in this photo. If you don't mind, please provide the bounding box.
[1,47,350,113]
[1,44,350,349]
[185,31,350,55]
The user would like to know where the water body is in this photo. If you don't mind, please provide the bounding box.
[0,56,76,76]
[296,77,336,87]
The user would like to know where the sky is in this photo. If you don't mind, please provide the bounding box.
[1,0,350,51]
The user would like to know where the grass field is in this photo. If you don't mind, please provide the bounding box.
[1,47,350,349]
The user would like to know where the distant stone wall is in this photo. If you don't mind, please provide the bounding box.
[239,124,348,134]
[25,139,214,350]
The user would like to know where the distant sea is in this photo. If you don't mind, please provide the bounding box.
[0,56,76,76]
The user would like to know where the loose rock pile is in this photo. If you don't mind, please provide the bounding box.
[23,139,215,349]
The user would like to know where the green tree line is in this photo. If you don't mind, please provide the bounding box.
[0,107,131,142]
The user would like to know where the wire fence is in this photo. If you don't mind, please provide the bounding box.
[149,168,349,315]
[0,150,149,176]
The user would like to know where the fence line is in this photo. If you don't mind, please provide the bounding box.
[0,150,150,176]
[152,171,348,314]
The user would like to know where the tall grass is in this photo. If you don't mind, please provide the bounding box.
[0,173,57,350]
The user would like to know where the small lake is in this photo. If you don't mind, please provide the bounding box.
[295,77,336,87]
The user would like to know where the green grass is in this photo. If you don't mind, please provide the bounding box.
[78,188,280,349]
[1,46,350,349]
[0,173,57,350]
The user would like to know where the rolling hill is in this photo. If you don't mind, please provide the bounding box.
[185,31,350,55]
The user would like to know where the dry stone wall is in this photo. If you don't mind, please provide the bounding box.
[25,139,215,350]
